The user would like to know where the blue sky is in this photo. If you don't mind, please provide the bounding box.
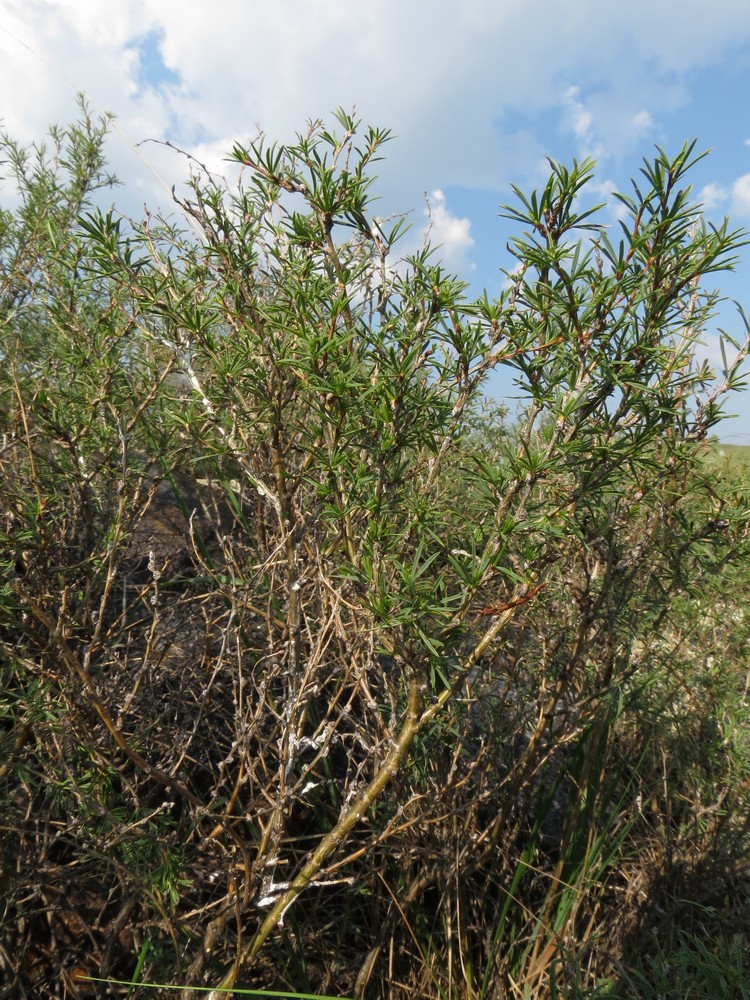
[2,0,749,441]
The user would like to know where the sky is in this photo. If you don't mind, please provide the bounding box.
[2,0,750,442]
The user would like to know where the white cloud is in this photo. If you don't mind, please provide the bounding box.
[560,89,657,164]
[731,174,750,216]
[699,182,730,211]
[588,177,631,222]
[424,189,475,273]
[561,86,603,160]
[4,0,750,212]
[631,109,654,134]
[564,86,594,141]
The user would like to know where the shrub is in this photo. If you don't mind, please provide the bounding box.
[1,105,749,999]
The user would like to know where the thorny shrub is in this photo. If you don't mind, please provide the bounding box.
[1,104,750,999]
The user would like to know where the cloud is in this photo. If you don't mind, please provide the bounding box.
[561,86,603,160]
[699,182,730,211]
[631,109,654,134]
[564,86,594,141]
[587,177,631,222]
[424,190,475,273]
[731,174,750,216]
[559,91,658,168]
[4,0,750,235]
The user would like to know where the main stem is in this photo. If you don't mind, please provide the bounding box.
[209,676,424,999]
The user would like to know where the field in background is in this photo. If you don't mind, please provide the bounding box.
[713,442,750,470]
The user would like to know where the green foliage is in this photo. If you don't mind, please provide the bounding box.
[1,106,749,999]
[623,931,750,999]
